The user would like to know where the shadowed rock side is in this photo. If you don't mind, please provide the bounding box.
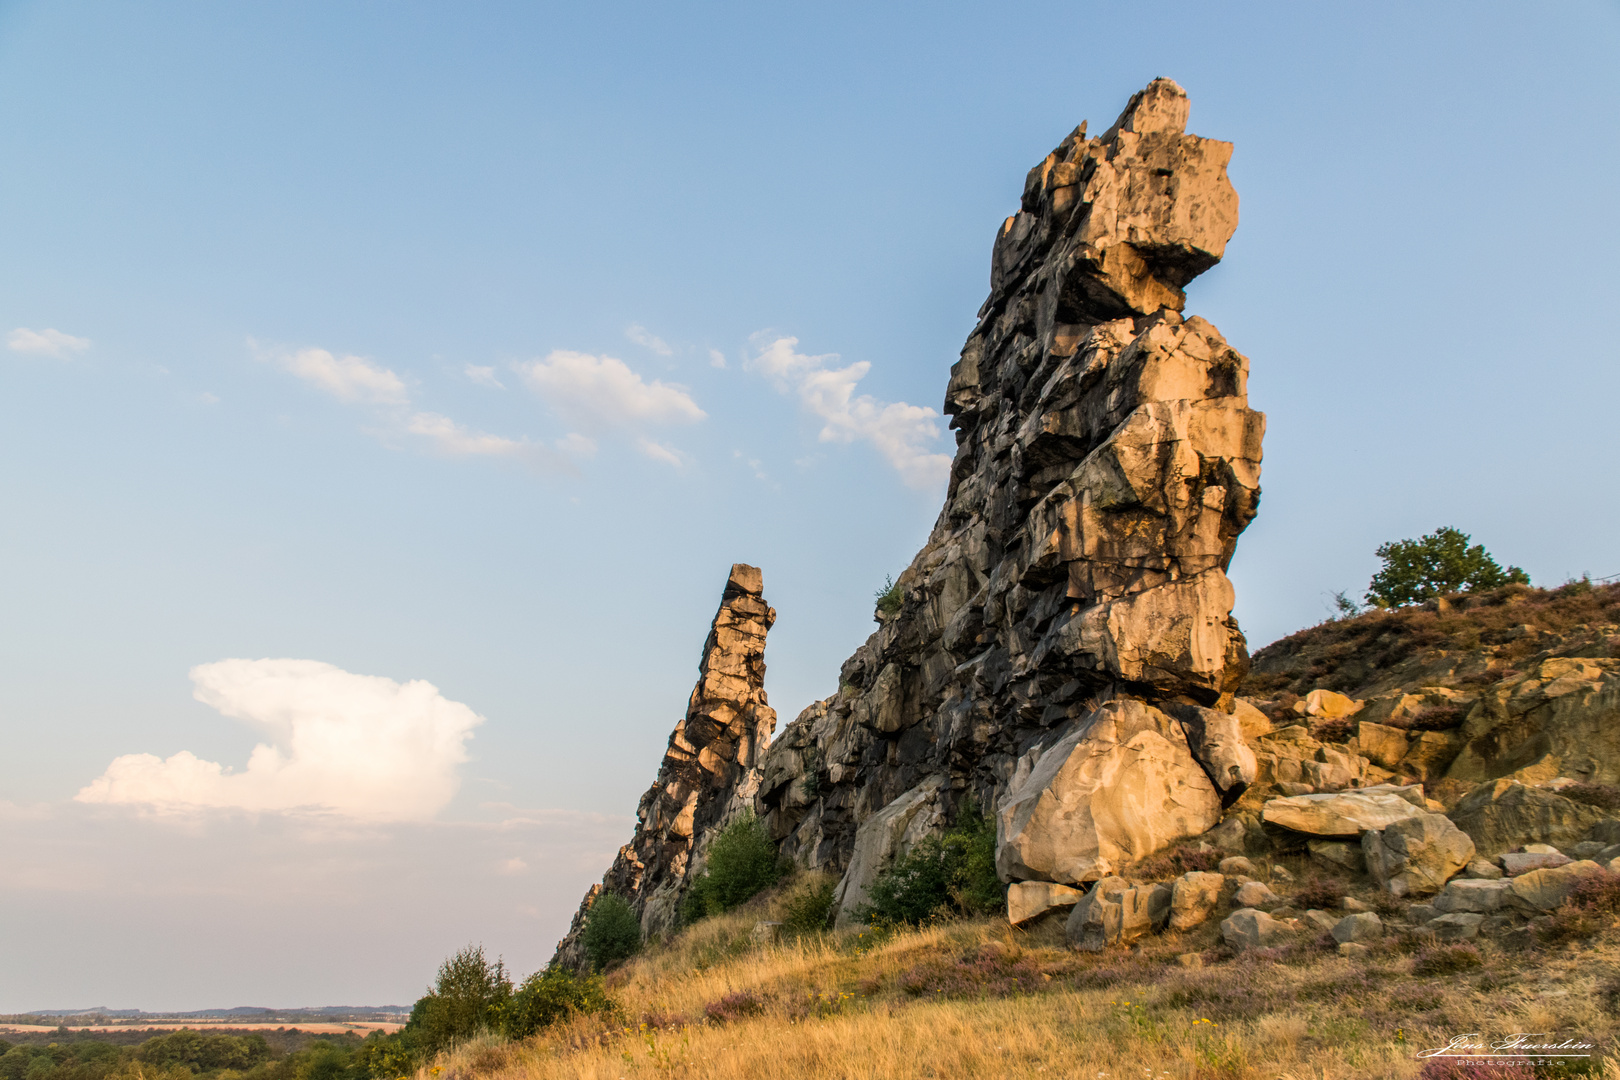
[552,564,777,968]
[754,78,1266,923]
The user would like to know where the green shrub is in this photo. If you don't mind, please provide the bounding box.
[500,967,616,1039]
[874,574,904,617]
[860,800,1004,926]
[1365,527,1528,608]
[582,892,641,971]
[781,877,837,935]
[408,944,512,1056]
[682,813,783,922]
[134,1034,272,1073]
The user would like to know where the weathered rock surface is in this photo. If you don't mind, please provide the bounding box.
[1066,876,1172,951]
[1428,913,1484,941]
[1449,780,1608,856]
[1168,871,1224,930]
[832,777,946,926]
[1500,850,1573,876]
[1261,788,1428,837]
[1220,907,1290,951]
[1233,880,1281,909]
[749,79,1264,921]
[996,699,1223,884]
[1507,860,1604,912]
[1447,658,1620,785]
[553,564,777,966]
[1362,813,1474,897]
[1006,880,1086,926]
[1308,839,1367,874]
[1434,878,1514,914]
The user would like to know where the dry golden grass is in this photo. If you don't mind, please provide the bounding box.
[417,872,1620,1080]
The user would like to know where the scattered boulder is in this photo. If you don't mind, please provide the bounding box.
[1262,788,1428,837]
[1500,850,1573,876]
[1341,897,1371,913]
[1218,855,1256,876]
[1355,722,1412,771]
[998,700,1223,885]
[1331,911,1382,945]
[1507,860,1605,912]
[1362,813,1475,897]
[1338,942,1370,960]
[1428,912,1484,941]
[1233,698,1272,741]
[1066,877,1173,951]
[1233,880,1281,909]
[1168,871,1225,931]
[751,921,783,944]
[1303,909,1339,933]
[1449,780,1608,856]
[1294,689,1362,719]
[1462,859,1504,880]
[1006,880,1085,926]
[1175,703,1259,802]
[1176,952,1205,968]
[1271,864,1294,884]
[1220,907,1292,952]
[1434,878,1515,914]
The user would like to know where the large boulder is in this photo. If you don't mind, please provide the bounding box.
[1168,871,1225,930]
[1261,787,1428,837]
[1331,912,1382,944]
[1007,881,1085,926]
[1220,907,1291,952]
[1362,813,1475,897]
[1173,703,1258,803]
[997,700,1223,885]
[1065,876,1172,951]
[1449,780,1608,856]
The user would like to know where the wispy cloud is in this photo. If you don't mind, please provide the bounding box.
[516,350,705,429]
[8,327,91,359]
[746,335,950,489]
[625,324,673,357]
[274,346,410,405]
[404,412,532,458]
[636,437,687,468]
[77,659,483,822]
[708,348,728,369]
[463,364,504,389]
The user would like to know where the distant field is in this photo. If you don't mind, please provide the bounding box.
[0,1022,402,1036]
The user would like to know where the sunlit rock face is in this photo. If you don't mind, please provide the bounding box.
[753,79,1265,915]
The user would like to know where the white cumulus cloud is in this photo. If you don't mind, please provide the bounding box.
[625,324,673,356]
[8,327,91,359]
[275,346,410,405]
[76,659,483,821]
[516,350,705,429]
[746,336,951,489]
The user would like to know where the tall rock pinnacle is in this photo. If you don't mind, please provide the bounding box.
[553,564,776,966]
[755,78,1265,915]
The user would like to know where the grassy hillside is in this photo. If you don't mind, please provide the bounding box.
[416,870,1618,1080]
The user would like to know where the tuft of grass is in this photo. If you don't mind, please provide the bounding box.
[1291,876,1346,911]
[1412,944,1483,976]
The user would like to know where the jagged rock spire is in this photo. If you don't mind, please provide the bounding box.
[553,564,776,966]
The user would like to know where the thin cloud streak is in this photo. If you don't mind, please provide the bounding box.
[8,327,91,359]
[746,335,951,489]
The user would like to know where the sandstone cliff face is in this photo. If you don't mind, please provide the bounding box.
[755,78,1265,920]
[553,564,776,967]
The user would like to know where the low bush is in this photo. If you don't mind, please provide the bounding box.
[408,944,512,1057]
[500,967,616,1039]
[1290,876,1345,911]
[681,812,784,922]
[1413,943,1483,976]
[1537,868,1620,945]
[1396,704,1463,732]
[860,801,1003,926]
[895,944,1046,999]
[703,991,766,1023]
[582,892,641,971]
[780,876,836,935]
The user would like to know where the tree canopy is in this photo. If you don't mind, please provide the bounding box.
[1365,526,1527,607]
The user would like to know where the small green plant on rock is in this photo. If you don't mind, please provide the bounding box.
[874,574,904,618]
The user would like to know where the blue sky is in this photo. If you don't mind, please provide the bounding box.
[2,1,1617,1009]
